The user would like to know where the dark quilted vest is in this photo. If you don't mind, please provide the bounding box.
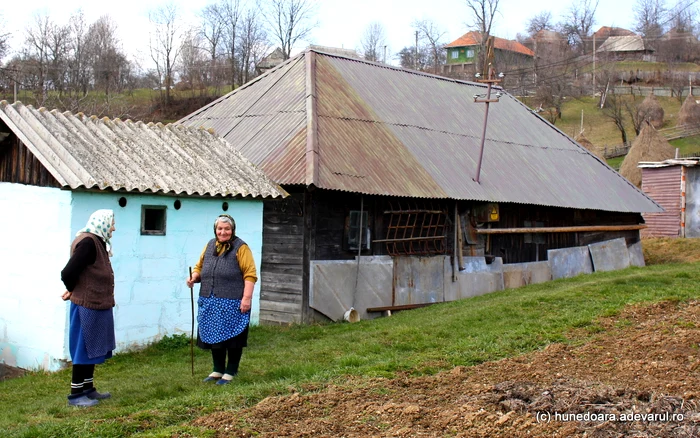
[69,233,115,310]
[199,237,246,300]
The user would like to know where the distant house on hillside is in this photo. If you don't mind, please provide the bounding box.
[593,27,636,43]
[521,30,569,70]
[657,27,700,62]
[443,31,534,76]
[256,47,286,73]
[596,35,655,62]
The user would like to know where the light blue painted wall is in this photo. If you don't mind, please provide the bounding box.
[70,192,264,352]
[0,184,72,371]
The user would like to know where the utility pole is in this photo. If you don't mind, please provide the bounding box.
[414,31,419,70]
[473,36,502,184]
[383,45,387,64]
[593,33,596,95]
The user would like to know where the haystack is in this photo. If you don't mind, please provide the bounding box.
[574,133,605,159]
[619,122,676,187]
[677,94,700,126]
[636,93,664,129]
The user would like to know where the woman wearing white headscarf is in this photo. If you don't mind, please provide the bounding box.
[60,209,117,407]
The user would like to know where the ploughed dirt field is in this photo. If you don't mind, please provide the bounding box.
[194,299,699,437]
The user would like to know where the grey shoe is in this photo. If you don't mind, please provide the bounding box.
[202,376,220,383]
[84,388,111,400]
[68,394,99,407]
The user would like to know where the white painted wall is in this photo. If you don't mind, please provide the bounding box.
[0,183,72,371]
[0,185,264,372]
[70,192,264,353]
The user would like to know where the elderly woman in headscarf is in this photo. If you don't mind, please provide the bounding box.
[186,214,257,385]
[60,209,117,407]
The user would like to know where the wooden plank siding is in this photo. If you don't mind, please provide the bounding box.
[489,204,643,263]
[259,193,305,325]
[0,131,60,187]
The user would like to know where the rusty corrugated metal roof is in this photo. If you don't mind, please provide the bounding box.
[178,48,662,213]
[0,100,286,198]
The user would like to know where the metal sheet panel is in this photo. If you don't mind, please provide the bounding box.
[588,238,631,272]
[685,167,700,237]
[641,166,681,237]
[309,258,393,321]
[0,101,286,199]
[548,246,593,280]
[393,256,445,305]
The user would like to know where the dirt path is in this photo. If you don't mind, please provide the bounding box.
[194,300,700,437]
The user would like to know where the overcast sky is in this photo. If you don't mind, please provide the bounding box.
[1,0,638,68]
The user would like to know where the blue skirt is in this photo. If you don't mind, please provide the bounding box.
[69,303,115,365]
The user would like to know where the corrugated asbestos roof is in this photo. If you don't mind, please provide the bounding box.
[179,48,662,213]
[0,100,286,198]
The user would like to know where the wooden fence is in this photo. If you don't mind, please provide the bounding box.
[601,123,700,159]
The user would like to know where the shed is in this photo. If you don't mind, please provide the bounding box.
[640,158,700,238]
[179,48,662,325]
[0,101,286,371]
[596,35,655,62]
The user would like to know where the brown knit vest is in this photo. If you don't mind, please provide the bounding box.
[69,233,115,310]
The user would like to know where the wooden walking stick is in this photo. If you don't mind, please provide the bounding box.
[189,267,195,376]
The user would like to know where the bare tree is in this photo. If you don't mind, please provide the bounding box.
[238,5,269,84]
[86,16,126,97]
[67,10,91,97]
[179,29,206,93]
[0,13,9,62]
[463,0,500,74]
[558,0,599,54]
[601,90,630,145]
[220,0,242,89]
[669,0,698,33]
[24,13,59,105]
[396,46,430,70]
[149,3,184,106]
[265,0,318,60]
[634,0,667,39]
[360,22,386,62]
[413,19,446,73]
[200,3,225,90]
[527,11,554,35]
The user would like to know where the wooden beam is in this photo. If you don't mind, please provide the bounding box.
[476,224,647,234]
[367,303,436,313]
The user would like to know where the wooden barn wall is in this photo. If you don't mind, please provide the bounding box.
[313,191,387,260]
[484,204,643,264]
[0,130,60,187]
[259,191,305,325]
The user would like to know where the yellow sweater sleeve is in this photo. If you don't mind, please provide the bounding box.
[237,244,258,283]
[192,244,208,274]
[192,242,257,284]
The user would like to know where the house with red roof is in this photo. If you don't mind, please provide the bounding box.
[443,31,534,76]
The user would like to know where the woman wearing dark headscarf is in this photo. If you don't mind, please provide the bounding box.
[60,209,117,407]
[186,214,257,385]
